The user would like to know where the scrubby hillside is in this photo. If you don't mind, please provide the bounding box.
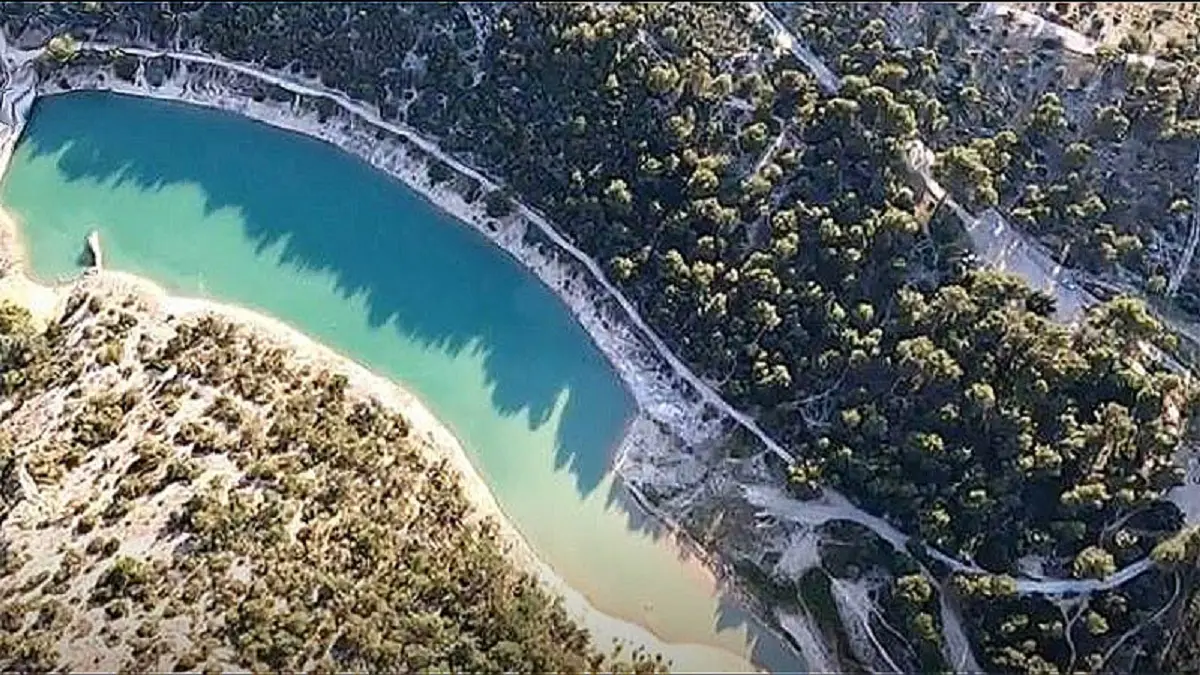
[0,273,665,674]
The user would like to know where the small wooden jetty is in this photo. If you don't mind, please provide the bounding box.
[86,230,103,270]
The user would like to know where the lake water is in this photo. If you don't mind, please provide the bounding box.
[0,91,800,673]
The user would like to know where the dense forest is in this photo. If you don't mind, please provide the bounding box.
[787,2,1200,314]
[0,288,667,673]
[2,2,1200,673]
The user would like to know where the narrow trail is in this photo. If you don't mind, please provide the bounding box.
[829,576,906,674]
[744,485,1153,597]
[1167,149,1200,297]
[753,4,839,94]
[752,123,788,176]
[775,609,836,675]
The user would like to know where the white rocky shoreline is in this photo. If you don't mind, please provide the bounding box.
[0,32,818,674]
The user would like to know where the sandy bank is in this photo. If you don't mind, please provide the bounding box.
[160,287,758,674]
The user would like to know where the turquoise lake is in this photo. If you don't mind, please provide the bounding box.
[1,91,800,673]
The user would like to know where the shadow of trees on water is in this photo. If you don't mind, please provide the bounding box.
[25,91,630,498]
[19,91,803,673]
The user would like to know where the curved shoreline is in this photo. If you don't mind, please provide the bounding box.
[13,42,818,672]
[0,206,763,673]
[86,41,729,451]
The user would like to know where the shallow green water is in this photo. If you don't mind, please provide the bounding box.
[1,91,799,673]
